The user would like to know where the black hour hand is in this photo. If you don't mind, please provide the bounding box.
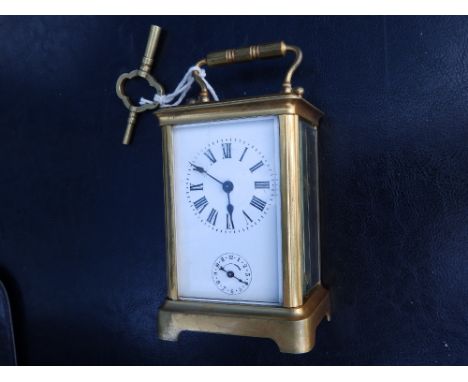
[227,204,235,229]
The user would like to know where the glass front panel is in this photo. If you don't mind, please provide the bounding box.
[171,116,283,305]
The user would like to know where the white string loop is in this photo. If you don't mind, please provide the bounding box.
[139,66,219,108]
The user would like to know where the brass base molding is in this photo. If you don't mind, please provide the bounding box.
[158,285,330,354]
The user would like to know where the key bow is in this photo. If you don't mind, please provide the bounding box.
[115,25,164,145]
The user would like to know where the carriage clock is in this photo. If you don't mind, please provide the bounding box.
[116,25,330,353]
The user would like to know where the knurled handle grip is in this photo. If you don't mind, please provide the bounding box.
[206,42,287,66]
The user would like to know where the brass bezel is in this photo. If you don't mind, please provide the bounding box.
[156,94,328,353]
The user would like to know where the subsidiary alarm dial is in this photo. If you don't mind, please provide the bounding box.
[212,253,252,295]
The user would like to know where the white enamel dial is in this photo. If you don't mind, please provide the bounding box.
[186,138,276,233]
[212,253,252,295]
[172,116,283,305]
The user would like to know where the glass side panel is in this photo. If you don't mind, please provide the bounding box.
[300,118,320,297]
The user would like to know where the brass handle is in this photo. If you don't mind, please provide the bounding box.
[206,42,287,66]
[194,41,303,99]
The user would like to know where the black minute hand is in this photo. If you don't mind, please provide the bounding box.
[189,162,223,185]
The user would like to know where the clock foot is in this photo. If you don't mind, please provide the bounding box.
[157,285,330,354]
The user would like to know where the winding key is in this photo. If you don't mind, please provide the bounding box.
[116,25,164,145]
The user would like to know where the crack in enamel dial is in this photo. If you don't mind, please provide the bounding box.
[185,137,278,233]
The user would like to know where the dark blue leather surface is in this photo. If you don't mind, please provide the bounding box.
[0,16,467,365]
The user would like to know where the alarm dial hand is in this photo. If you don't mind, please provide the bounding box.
[219,265,248,285]
[233,275,248,286]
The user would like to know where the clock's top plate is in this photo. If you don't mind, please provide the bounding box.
[155,93,323,127]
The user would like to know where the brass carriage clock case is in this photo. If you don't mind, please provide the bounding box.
[116,26,330,354]
[157,94,330,354]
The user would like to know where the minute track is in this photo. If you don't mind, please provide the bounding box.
[187,138,275,233]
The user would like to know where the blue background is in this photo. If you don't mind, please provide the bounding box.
[1,16,468,365]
